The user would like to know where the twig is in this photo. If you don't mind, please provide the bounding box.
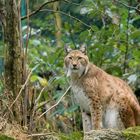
[35,100,51,111]
[28,132,55,137]
[21,0,62,20]
[35,87,46,105]
[38,86,71,119]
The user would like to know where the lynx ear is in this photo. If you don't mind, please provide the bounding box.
[64,44,72,54]
[79,44,87,54]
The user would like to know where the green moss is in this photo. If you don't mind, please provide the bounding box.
[122,126,140,140]
[59,131,83,140]
[0,134,15,140]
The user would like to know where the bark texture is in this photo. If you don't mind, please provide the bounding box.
[0,0,5,27]
[3,0,23,121]
[53,1,62,48]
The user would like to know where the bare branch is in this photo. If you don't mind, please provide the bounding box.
[21,0,62,20]
[28,132,56,137]
[21,1,94,31]
[35,87,46,105]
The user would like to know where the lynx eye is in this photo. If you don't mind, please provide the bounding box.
[68,57,72,60]
[78,57,82,60]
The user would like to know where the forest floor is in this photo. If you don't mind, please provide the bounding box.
[1,115,140,140]
[0,117,28,140]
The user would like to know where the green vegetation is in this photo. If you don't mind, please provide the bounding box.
[0,134,14,140]
[59,131,83,140]
[123,126,140,140]
[0,0,140,138]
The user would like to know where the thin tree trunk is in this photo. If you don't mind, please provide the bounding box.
[53,1,62,48]
[3,0,24,122]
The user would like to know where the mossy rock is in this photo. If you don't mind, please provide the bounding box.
[122,126,140,140]
[0,134,15,140]
[84,127,140,140]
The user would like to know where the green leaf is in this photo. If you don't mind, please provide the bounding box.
[119,45,126,52]
[130,30,140,42]
[30,75,38,82]
[133,50,140,59]
[130,30,140,39]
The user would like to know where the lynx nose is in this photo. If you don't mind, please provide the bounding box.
[73,64,77,68]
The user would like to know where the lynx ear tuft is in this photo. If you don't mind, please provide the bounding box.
[79,44,87,54]
[64,44,72,54]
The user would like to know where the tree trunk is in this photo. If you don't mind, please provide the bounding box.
[53,1,62,48]
[2,0,24,122]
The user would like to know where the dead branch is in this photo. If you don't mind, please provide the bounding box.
[28,132,56,137]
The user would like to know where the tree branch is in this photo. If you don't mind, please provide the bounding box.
[40,9,94,31]
[28,132,56,137]
[21,0,62,20]
[21,1,94,31]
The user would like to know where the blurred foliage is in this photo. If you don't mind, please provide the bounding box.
[0,0,140,136]
[0,134,14,140]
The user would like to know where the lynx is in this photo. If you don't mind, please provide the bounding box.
[64,45,140,132]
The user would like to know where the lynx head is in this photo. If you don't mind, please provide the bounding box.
[64,44,89,77]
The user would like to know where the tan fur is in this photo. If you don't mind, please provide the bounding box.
[64,46,140,132]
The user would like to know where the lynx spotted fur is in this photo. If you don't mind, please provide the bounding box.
[64,45,140,132]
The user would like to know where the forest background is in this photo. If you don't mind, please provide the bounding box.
[0,0,140,139]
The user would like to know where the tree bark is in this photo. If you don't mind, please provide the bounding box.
[2,0,24,122]
[0,0,5,27]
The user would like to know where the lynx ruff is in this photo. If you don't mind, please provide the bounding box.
[64,45,140,132]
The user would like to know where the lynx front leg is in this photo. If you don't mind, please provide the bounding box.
[81,111,92,132]
[89,99,103,130]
